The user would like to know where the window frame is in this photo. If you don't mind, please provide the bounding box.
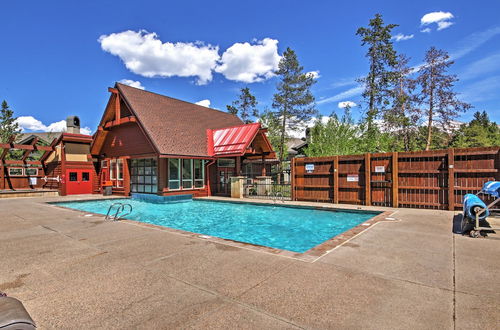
[168,158,181,190]
[194,159,205,188]
[182,159,193,189]
[8,168,24,176]
[25,168,38,176]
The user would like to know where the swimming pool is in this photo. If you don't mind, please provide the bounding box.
[54,199,380,253]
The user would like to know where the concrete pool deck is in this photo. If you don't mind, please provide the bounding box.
[1,195,499,329]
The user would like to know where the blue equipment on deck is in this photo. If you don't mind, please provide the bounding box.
[461,181,500,238]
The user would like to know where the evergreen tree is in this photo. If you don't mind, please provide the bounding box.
[356,13,398,150]
[384,54,419,151]
[272,48,316,163]
[258,109,283,154]
[0,100,21,143]
[305,107,362,156]
[226,87,259,123]
[450,111,500,147]
[416,47,472,150]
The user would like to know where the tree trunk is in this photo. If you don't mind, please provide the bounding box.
[425,98,433,151]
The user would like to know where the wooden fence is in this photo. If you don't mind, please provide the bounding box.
[291,147,499,210]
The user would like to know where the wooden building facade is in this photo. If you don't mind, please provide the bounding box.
[91,83,276,197]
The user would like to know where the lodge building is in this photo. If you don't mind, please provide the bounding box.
[89,83,276,197]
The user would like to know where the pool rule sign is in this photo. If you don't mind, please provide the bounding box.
[305,163,315,173]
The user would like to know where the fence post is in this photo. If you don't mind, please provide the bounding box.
[333,156,339,204]
[365,153,371,206]
[392,152,399,208]
[291,157,296,201]
[448,148,455,211]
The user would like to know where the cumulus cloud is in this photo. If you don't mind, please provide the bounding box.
[420,11,454,31]
[215,38,281,83]
[338,101,357,109]
[99,30,220,85]
[392,33,414,42]
[118,79,145,90]
[16,116,92,135]
[306,71,321,79]
[195,99,211,107]
[420,28,432,33]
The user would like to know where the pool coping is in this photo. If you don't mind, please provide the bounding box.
[47,197,395,262]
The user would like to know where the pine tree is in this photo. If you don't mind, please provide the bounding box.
[0,100,21,143]
[356,13,398,149]
[450,111,500,147]
[226,87,259,124]
[272,48,316,163]
[384,54,419,151]
[305,107,362,156]
[416,47,472,150]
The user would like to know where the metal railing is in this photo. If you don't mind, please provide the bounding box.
[243,181,292,201]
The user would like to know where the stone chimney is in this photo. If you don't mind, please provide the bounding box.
[66,116,80,134]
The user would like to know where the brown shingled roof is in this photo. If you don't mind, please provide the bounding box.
[116,83,243,157]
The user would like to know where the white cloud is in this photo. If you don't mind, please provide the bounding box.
[118,79,144,90]
[437,21,454,31]
[420,11,454,31]
[450,26,500,60]
[317,85,364,105]
[99,30,220,85]
[215,38,281,83]
[338,101,357,109]
[16,116,92,135]
[195,99,211,107]
[460,75,500,103]
[461,52,500,80]
[392,33,414,42]
[307,70,321,79]
[420,28,432,33]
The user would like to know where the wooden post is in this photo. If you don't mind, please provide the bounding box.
[365,153,371,206]
[448,148,455,211]
[236,156,241,176]
[333,156,339,204]
[291,157,295,201]
[392,152,399,208]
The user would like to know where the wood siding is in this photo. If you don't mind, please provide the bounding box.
[99,122,155,158]
[292,147,499,210]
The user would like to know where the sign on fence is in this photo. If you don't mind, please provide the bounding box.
[305,164,315,173]
[347,174,359,182]
[375,166,385,173]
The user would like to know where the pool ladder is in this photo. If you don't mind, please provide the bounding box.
[105,202,133,221]
[270,192,285,203]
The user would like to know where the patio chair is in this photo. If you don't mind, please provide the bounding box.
[0,294,36,329]
[462,181,500,238]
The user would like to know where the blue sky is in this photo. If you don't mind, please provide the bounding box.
[1,0,499,135]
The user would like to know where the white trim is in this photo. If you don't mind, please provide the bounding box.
[8,168,23,176]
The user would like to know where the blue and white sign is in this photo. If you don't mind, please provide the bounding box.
[305,164,315,173]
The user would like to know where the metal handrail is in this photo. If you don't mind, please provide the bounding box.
[105,203,123,220]
[105,202,133,221]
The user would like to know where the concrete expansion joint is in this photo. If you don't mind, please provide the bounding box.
[166,269,305,329]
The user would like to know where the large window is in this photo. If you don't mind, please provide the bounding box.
[131,158,157,193]
[182,159,193,189]
[168,158,180,190]
[194,159,204,188]
[168,158,205,190]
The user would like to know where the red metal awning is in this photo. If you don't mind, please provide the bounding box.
[209,123,261,156]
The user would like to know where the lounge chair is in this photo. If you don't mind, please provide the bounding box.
[462,181,500,238]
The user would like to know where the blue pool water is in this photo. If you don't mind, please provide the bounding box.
[54,199,379,253]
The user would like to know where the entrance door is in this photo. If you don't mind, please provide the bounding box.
[66,169,93,195]
[217,168,234,196]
